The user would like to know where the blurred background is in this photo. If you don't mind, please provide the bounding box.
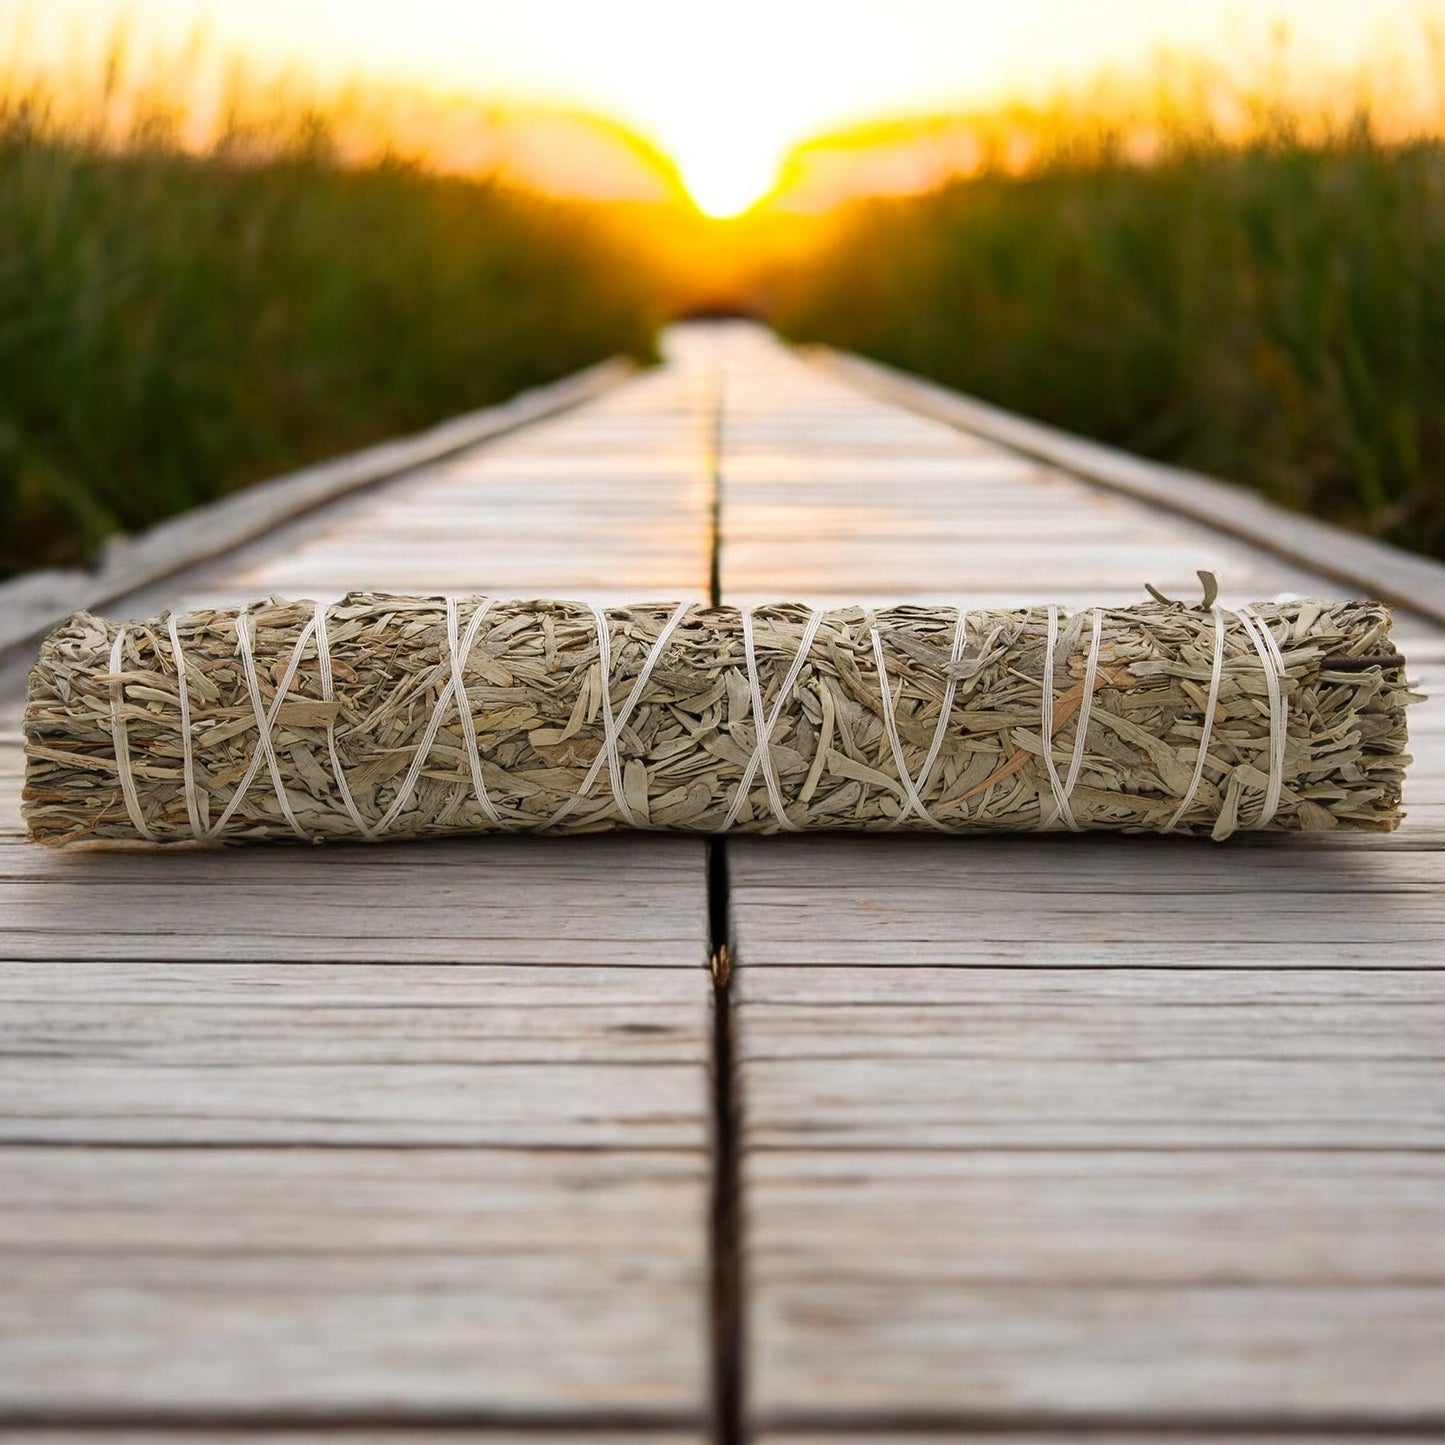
[4,0,1445,578]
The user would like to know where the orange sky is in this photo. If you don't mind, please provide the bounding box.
[6,0,1444,213]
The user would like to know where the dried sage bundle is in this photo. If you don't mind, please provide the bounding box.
[23,591,1413,847]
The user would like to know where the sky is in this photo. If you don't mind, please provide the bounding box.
[6,0,1443,213]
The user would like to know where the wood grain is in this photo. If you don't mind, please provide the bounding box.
[813,344,1445,625]
[749,1150,1445,1283]
[718,329,1329,609]
[5,318,1445,1434]
[0,1438,698,1444]
[0,1437,698,1444]
[0,329,718,1425]
[716,321,1445,1429]
[0,836,706,964]
[751,1282,1445,1419]
[1,1148,705,1416]
[0,960,707,1146]
[729,838,1445,967]
[764,1438,1433,1444]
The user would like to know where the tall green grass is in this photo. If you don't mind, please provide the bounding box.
[768,116,1445,561]
[0,82,660,578]
[11,37,1445,575]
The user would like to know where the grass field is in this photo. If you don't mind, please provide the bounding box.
[0,74,660,578]
[766,88,1445,562]
[7,43,1445,576]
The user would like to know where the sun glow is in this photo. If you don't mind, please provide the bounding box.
[674,148,775,217]
[11,0,1445,216]
[666,127,783,217]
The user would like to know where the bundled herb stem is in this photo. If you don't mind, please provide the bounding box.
[22,591,1413,847]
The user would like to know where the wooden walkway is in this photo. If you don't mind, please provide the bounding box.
[1,321,1442,1440]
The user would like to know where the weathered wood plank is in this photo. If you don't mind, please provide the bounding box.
[739,962,1445,1059]
[0,1437,698,1444]
[715,321,1445,1429]
[750,1150,1445,1282]
[0,332,719,1423]
[763,1438,1436,1445]
[718,330,1331,608]
[813,344,1445,625]
[1,960,703,1062]
[0,960,706,1146]
[751,1283,1445,1421]
[728,836,1445,967]
[763,1434,1442,1444]
[0,1147,705,1418]
[0,836,705,963]
[6,317,1444,1432]
[739,977,1445,1150]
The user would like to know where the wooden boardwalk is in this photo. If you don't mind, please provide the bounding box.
[1,321,1443,1440]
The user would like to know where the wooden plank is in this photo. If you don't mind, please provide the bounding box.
[0,836,704,964]
[727,837,1445,967]
[0,1437,698,1444]
[0,898,710,1401]
[813,344,1445,626]
[1,960,703,1064]
[738,964,1445,1150]
[1,1147,702,1256]
[0,336,719,1423]
[750,1150,1445,1283]
[2,1148,705,1418]
[717,326,1329,609]
[751,1283,1445,1421]
[0,961,706,1146]
[765,1438,1437,1444]
[713,322,1445,1429]
[0,1437,699,1444]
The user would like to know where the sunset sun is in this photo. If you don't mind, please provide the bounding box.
[665,125,783,217]
[12,0,1443,219]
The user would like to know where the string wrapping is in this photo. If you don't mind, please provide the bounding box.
[22,591,1414,847]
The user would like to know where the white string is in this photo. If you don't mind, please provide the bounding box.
[589,603,628,824]
[1163,604,1227,832]
[165,615,205,838]
[210,608,319,837]
[107,628,156,842]
[722,606,825,831]
[1039,607,1106,830]
[1237,605,1289,827]
[548,601,692,828]
[313,600,377,840]
[913,607,970,801]
[225,608,314,840]
[870,621,958,831]
[1061,608,1104,813]
[373,598,495,835]
[1037,605,1081,831]
[1253,608,1290,824]
[446,596,502,828]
